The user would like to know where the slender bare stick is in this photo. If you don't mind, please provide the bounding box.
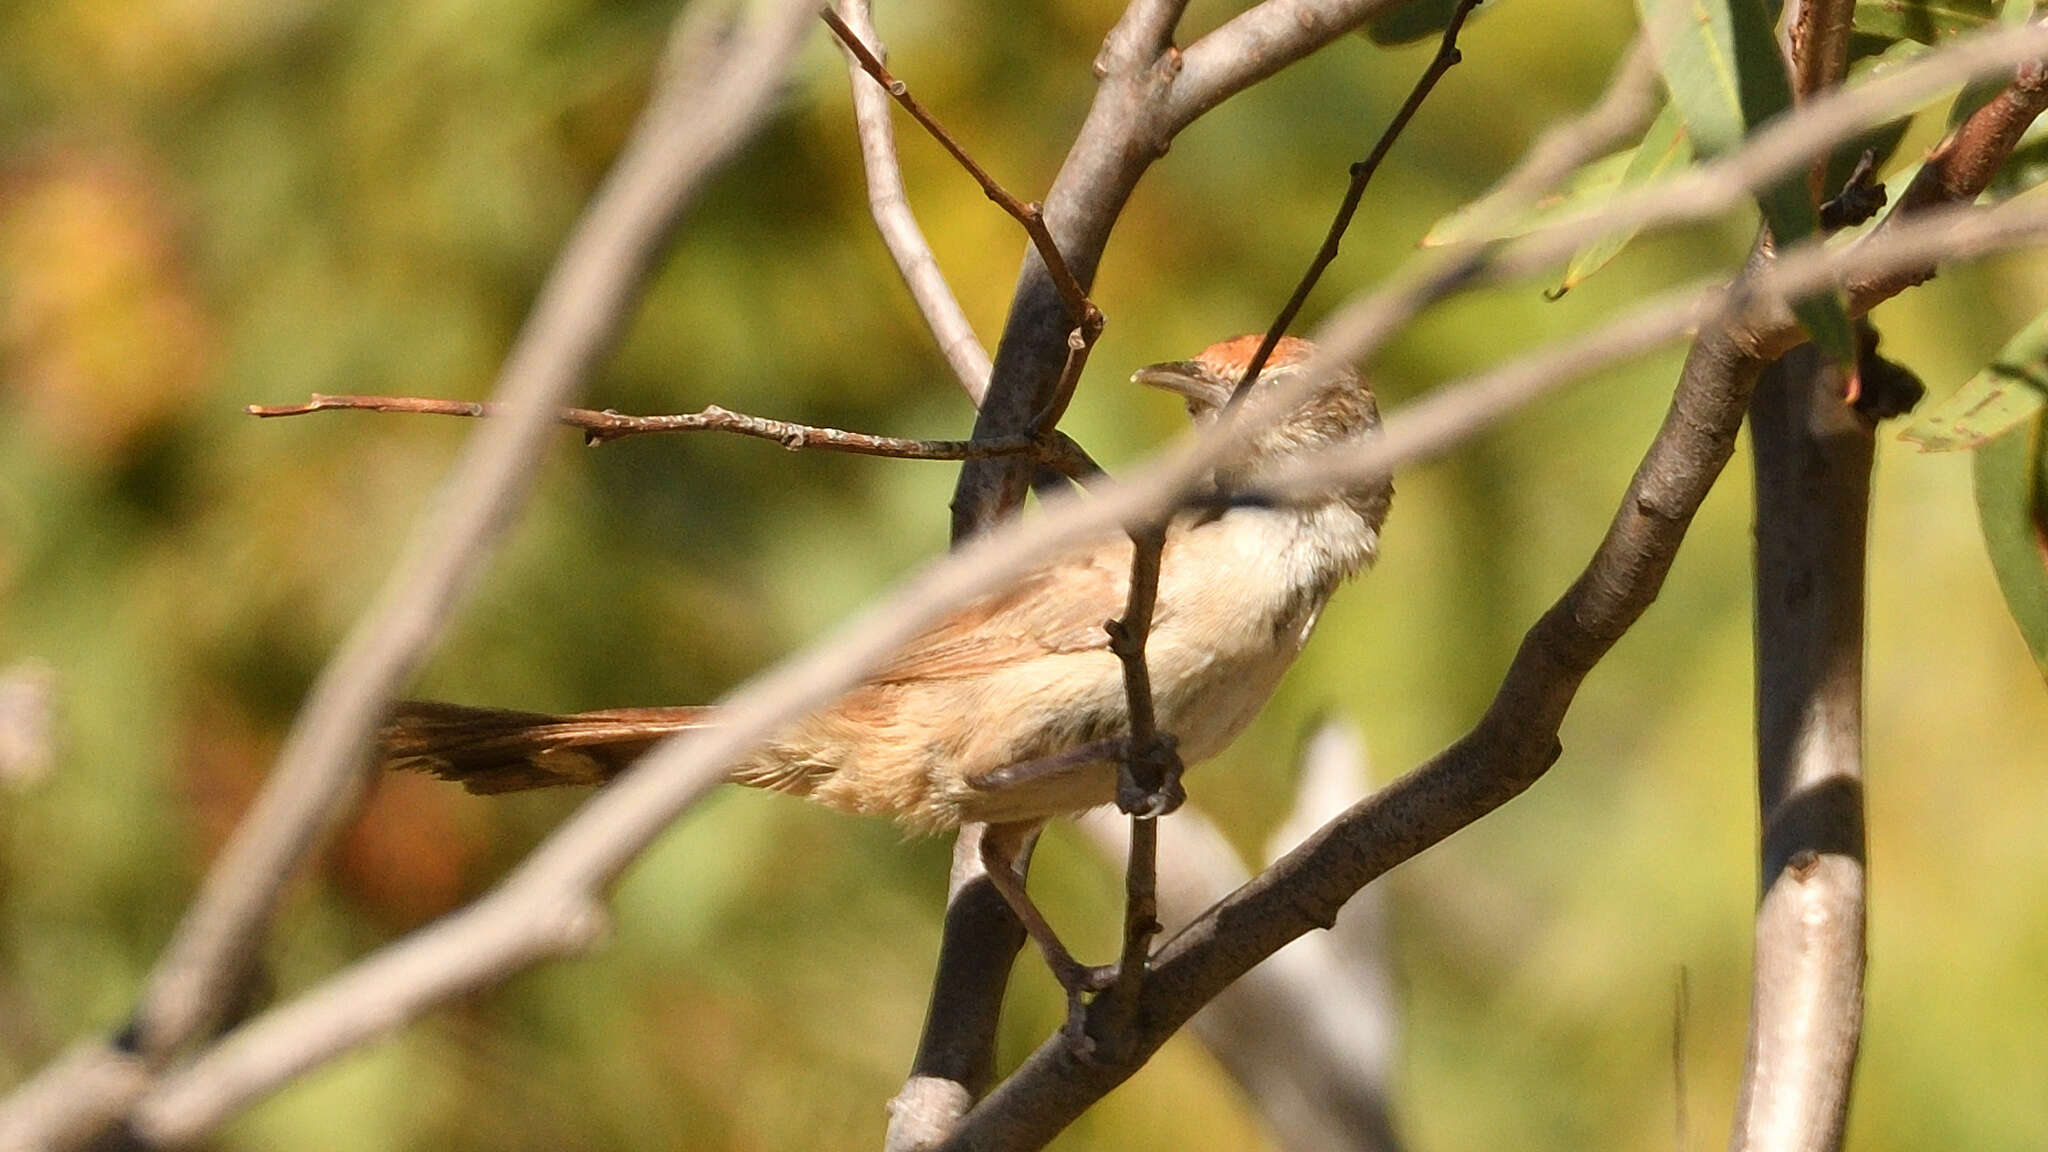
[0,2,816,1149]
[831,0,993,403]
[244,394,1098,478]
[821,7,1100,331]
[1732,345,1871,1152]
[1086,524,1171,1052]
[1230,0,1484,403]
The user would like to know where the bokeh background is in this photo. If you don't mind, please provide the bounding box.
[4,0,2046,1148]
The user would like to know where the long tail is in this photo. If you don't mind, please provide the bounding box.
[379,701,716,794]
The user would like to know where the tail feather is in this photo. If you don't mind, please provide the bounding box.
[380,701,716,794]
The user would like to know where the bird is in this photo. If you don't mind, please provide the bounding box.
[377,334,1391,990]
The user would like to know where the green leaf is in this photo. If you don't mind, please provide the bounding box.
[1851,0,1998,45]
[1972,414,2048,681]
[1821,36,1927,189]
[1550,104,1695,295]
[1902,309,2048,450]
[1638,0,1751,156]
[1423,150,1637,247]
[1947,0,2038,125]
[1987,122,2048,198]
[1638,0,1859,366]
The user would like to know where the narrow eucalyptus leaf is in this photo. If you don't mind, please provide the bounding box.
[1903,310,2048,450]
[1851,0,1999,45]
[1552,104,1694,293]
[1972,417,2048,682]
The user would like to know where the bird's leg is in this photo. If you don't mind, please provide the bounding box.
[968,735,1185,819]
[965,738,1123,795]
[1114,731,1184,819]
[979,823,1116,1047]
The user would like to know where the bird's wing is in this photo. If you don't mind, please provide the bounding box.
[868,536,1138,684]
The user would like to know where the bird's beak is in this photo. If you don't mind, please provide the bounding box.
[1132,360,1233,412]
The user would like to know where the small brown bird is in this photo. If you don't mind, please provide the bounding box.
[379,335,1390,987]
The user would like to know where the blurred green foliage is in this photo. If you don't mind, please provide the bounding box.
[3,1,2046,1149]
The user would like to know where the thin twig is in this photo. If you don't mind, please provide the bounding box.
[1088,523,1171,1051]
[0,2,818,1148]
[1229,0,1483,403]
[244,394,1100,479]
[132,0,815,1060]
[830,0,993,403]
[820,7,1100,332]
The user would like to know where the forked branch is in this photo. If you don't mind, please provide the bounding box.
[820,7,1099,332]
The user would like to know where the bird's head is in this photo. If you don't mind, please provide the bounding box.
[1132,335,1382,472]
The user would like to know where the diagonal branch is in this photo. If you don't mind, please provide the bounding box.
[830,0,994,403]
[0,2,818,1149]
[1229,0,1483,402]
[821,7,1099,331]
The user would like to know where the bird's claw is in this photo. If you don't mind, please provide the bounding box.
[1052,962,1120,1065]
[1115,734,1185,819]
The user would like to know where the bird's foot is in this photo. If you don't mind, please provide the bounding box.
[1115,733,1185,819]
[1052,960,1119,1065]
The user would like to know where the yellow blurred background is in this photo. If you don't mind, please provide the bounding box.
[3,0,2045,1148]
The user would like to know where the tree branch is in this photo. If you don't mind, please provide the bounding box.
[830,0,994,404]
[1077,717,1404,1152]
[1726,11,1871,1148]
[1732,343,1871,1152]
[821,7,1099,331]
[885,827,1034,1152]
[244,394,1100,478]
[0,1,817,1147]
[948,0,1409,539]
